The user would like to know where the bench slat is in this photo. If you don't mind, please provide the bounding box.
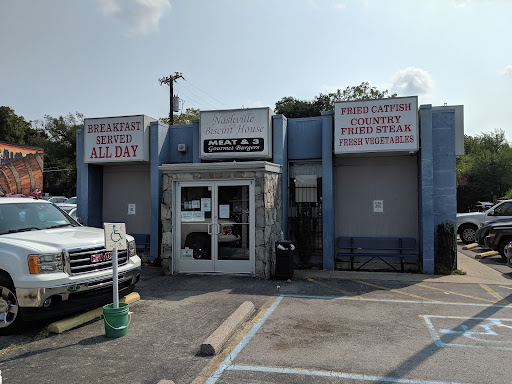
[337,253,417,258]
[336,236,418,272]
[338,246,416,251]
[131,233,150,252]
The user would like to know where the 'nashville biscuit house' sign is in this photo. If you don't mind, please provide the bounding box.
[83,115,154,163]
[334,96,418,154]
[200,107,273,160]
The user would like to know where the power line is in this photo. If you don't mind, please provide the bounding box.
[173,85,212,110]
[183,79,231,109]
[174,83,218,110]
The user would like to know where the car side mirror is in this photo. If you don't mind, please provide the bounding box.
[488,210,495,216]
[76,217,83,225]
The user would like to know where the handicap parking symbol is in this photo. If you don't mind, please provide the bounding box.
[422,315,512,351]
[103,222,127,251]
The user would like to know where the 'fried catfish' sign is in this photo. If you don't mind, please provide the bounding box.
[200,108,273,160]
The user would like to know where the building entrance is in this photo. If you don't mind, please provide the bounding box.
[175,180,254,274]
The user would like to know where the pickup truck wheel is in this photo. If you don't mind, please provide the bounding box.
[459,224,477,244]
[0,276,22,335]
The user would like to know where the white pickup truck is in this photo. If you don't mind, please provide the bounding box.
[0,198,141,334]
[456,199,512,244]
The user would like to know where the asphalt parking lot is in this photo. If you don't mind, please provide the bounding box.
[2,256,512,384]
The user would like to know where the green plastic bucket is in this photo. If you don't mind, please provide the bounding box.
[103,302,130,338]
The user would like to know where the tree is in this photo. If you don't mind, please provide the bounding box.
[160,108,200,126]
[274,81,397,118]
[32,113,83,197]
[456,129,512,211]
[0,106,46,146]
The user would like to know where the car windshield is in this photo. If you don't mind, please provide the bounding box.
[0,202,78,235]
[63,197,77,204]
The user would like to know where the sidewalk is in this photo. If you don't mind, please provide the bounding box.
[294,251,512,285]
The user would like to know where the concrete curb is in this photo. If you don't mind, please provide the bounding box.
[199,301,254,356]
[47,292,140,334]
[462,243,479,250]
[295,251,512,285]
[475,250,499,259]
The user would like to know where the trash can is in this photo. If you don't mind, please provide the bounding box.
[275,240,295,280]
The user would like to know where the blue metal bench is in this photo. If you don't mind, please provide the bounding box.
[131,234,150,253]
[336,236,417,272]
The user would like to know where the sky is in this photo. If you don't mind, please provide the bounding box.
[1,0,511,140]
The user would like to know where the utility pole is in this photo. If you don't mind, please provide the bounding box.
[158,72,184,125]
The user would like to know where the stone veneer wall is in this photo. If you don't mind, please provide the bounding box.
[160,169,282,279]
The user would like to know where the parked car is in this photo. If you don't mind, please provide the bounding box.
[505,241,512,268]
[0,198,141,334]
[475,219,512,246]
[67,207,77,220]
[55,196,77,212]
[485,221,512,261]
[180,214,242,259]
[468,201,494,212]
[42,196,67,204]
[456,199,512,244]
[58,204,76,214]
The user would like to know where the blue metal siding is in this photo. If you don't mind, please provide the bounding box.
[168,125,194,163]
[288,117,323,160]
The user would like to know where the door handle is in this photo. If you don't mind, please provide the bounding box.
[207,223,220,235]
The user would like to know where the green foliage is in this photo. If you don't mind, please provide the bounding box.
[435,221,457,275]
[0,106,46,146]
[274,81,397,118]
[1,107,81,197]
[502,188,512,200]
[160,108,200,126]
[456,129,512,211]
[33,113,82,197]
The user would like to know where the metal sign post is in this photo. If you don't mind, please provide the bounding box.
[112,246,119,308]
[104,223,127,309]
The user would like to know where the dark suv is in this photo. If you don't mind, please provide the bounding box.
[486,221,512,261]
[476,219,512,245]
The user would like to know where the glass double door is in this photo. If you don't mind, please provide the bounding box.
[176,180,254,274]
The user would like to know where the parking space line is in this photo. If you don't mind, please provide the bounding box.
[226,364,467,384]
[352,280,441,302]
[421,315,512,351]
[0,342,26,358]
[479,284,511,305]
[201,296,283,384]
[192,296,279,384]
[306,278,362,297]
[282,294,512,309]
[500,286,512,290]
[415,283,496,304]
